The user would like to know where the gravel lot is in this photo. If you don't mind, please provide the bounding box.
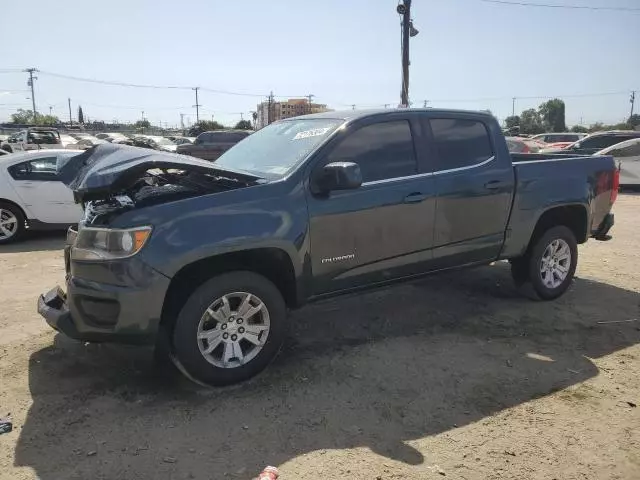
[1,194,639,480]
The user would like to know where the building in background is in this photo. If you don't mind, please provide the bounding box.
[256,98,331,129]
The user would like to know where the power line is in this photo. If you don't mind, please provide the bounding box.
[37,69,304,98]
[476,0,640,12]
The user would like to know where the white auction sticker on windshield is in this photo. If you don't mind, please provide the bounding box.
[293,127,331,140]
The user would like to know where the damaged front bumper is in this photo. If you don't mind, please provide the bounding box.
[37,242,172,344]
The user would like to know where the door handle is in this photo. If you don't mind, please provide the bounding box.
[403,192,429,203]
[484,180,507,190]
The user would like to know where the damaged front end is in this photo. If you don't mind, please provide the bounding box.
[58,143,262,226]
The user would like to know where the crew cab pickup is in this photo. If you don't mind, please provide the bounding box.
[38,109,618,386]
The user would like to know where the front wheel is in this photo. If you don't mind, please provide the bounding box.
[528,226,578,300]
[172,271,287,386]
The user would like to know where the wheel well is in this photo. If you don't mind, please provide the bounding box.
[530,205,588,248]
[0,198,27,220]
[160,248,297,332]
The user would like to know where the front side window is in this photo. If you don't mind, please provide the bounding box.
[429,119,493,171]
[326,120,417,183]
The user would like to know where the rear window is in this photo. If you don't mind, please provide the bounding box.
[429,119,494,171]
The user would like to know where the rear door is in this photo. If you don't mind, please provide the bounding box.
[8,154,82,224]
[307,115,437,294]
[427,115,515,268]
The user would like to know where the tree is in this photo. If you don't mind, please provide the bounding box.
[519,109,544,134]
[538,98,566,132]
[10,109,35,124]
[37,114,60,126]
[628,114,640,128]
[134,119,151,129]
[504,115,520,130]
[234,119,253,130]
[188,120,225,137]
[78,106,85,124]
[570,125,589,133]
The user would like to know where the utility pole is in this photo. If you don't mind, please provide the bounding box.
[351,104,356,110]
[512,97,516,117]
[192,87,201,122]
[25,68,38,120]
[68,98,73,126]
[398,0,416,107]
[267,91,274,125]
[306,94,315,114]
[423,100,428,108]
[180,113,185,129]
[240,112,244,120]
[631,91,636,119]
[49,106,52,116]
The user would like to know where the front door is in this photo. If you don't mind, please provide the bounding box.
[306,117,437,295]
[9,155,82,224]
[427,116,515,268]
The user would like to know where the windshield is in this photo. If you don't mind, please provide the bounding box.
[215,118,343,177]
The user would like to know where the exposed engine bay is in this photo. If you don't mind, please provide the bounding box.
[82,168,255,226]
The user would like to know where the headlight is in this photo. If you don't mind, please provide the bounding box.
[72,226,152,261]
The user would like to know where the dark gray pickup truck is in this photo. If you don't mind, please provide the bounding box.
[38,109,618,385]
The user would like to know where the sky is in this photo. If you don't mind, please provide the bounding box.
[1,0,639,128]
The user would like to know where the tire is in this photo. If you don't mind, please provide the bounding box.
[172,271,287,386]
[0,201,25,244]
[528,226,578,300]
[2,146,12,154]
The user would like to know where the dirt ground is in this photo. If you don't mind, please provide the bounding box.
[1,195,639,480]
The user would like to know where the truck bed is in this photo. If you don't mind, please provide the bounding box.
[500,153,616,259]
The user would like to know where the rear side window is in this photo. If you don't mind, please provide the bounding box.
[8,157,58,180]
[610,142,640,157]
[429,119,494,171]
[327,120,417,183]
[581,135,639,150]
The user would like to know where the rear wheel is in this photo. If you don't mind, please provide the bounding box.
[528,226,577,300]
[0,202,25,244]
[172,271,287,386]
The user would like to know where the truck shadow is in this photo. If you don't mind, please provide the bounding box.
[14,264,640,479]
[0,231,66,253]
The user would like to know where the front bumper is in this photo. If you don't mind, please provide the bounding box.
[38,255,171,344]
[593,213,614,241]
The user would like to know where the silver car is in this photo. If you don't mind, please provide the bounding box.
[595,138,640,186]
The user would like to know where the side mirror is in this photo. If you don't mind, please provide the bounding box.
[313,162,362,194]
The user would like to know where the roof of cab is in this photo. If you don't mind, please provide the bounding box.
[291,108,496,122]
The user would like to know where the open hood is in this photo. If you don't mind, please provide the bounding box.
[57,143,260,203]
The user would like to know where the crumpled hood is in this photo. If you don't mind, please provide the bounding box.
[57,143,260,203]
